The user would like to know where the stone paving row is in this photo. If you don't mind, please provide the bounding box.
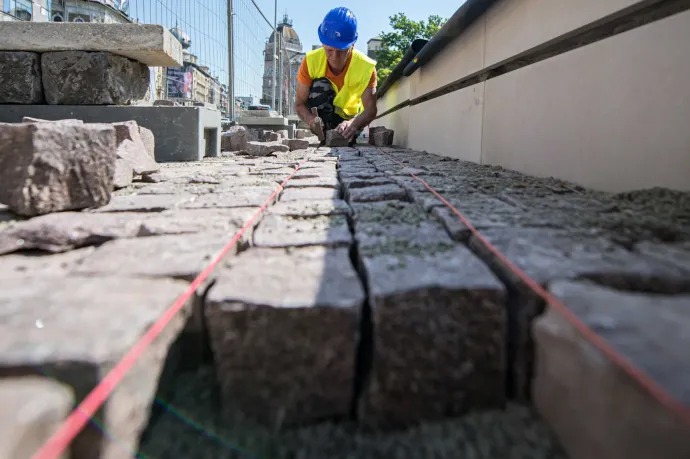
[1,145,689,458]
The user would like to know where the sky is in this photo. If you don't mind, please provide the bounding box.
[126,0,462,102]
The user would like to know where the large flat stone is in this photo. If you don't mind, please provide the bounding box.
[0,122,116,216]
[206,247,365,428]
[254,214,352,248]
[0,52,43,104]
[180,187,278,209]
[533,281,690,459]
[359,244,506,429]
[0,377,73,459]
[0,208,256,254]
[0,23,183,66]
[73,231,239,281]
[0,276,194,459]
[0,247,95,278]
[42,51,149,105]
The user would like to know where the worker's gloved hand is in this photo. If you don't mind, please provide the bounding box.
[337,119,357,140]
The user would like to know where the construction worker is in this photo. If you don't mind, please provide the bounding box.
[294,7,378,146]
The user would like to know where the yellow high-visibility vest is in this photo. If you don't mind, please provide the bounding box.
[305,47,376,119]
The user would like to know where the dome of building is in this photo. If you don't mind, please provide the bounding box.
[170,24,191,49]
[269,14,301,47]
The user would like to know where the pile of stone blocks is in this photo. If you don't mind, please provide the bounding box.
[0,24,219,163]
[221,125,319,156]
[369,126,395,146]
[0,117,159,217]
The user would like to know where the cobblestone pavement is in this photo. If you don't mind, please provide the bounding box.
[2,145,689,458]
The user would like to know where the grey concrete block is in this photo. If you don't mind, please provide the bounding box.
[533,281,690,459]
[0,122,116,217]
[0,377,73,459]
[0,52,43,104]
[42,51,149,105]
[0,23,183,66]
[0,276,194,459]
[206,247,365,428]
[0,105,222,162]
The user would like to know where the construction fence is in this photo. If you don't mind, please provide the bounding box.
[126,0,290,119]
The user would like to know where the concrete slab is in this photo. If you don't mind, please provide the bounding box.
[0,23,183,66]
[0,105,221,162]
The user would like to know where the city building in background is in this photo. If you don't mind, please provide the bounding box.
[367,35,382,60]
[260,13,303,116]
[1,0,131,23]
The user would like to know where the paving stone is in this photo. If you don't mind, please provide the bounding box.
[0,51,43,104]
[0,247,96,278]
[469,227,690,400]
[338,170,388,181]
[268,199,350,217]
[280,187,340,202]
[264,131,280,142]
[250,166,296,176]
[92,193,195,213]
[73,231,238,281]
[134,182,218,195]
[346,183,409,203]
[341,175,395,190]
[294,128,310,139]
[22,117,84,124]
[181,187,278,209]
[246,141,290,156]
[359,243,506,429]
[221,125,248,151]
[0,122,116,217]
[284,176,340,189]
[113,158,134,189]
[325,130,349,147]
[0,377,73,459]
[0,276,194,459]
[533,281,690,459]
[42,51,149,105]
[254,214,351,248]
[635,241,690,273]
[206,247,365,428]
[282,138,310,150]
[293,167,336,179]
[113,120,159,175]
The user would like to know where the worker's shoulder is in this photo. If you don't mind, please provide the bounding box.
[306,47,325,59]
[352,49,376,66]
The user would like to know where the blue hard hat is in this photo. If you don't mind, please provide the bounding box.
[318,7,358,49]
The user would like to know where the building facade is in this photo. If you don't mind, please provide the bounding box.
[2,0,131,23]
[260,13,303,116]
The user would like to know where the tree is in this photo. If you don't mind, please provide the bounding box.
[375,13,447,85]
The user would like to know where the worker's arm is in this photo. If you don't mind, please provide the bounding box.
[339,87,378,140]
[294,82,316,128]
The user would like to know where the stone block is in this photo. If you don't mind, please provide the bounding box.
[0,276,194,459]
[0,248,96,279]
[0,122,116,217]
[368,126,387,145]
[264,131,280,142]
[42,51,149,105]
[346,184,409,203]
[359,243,506,429]
[267,199,350,217]
[138,125,155,160]
[113,158,134,189]
[325,129,349,147]
[277,129,289,139]
[181,186,279,209]
[0,52,43,104]
[372,128,394,146]
[93,193,195,213]
[0,377,73,459]
[0,23,183,66]
[206,247,365,428]
[246,141,289,156]
[253,214,352,248]
[73,231,239,281]
[533,281,690,459]
[221,125,247,151]
[112,120,159,174]
[282,138,309,151]
[295,128,310,139]
[280,187,340,202]
[284,175,340,189]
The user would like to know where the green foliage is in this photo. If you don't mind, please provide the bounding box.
[375,13,446,86]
